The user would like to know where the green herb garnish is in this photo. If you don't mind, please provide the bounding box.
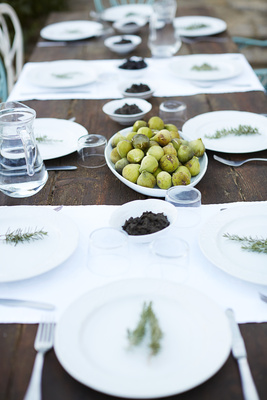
[191,63,218,71]
[1,228,48,246]
[205,124,260,139]
[52,72,81,79]
[36,135,63,143]
[223,233,267,254]
[127,301,163,356]
[184,23,209,30]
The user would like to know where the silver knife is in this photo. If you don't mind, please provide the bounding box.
[226,309,260,400]
[0,299,55,310]
[46,166,77,171]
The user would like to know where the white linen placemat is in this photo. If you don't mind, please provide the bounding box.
[0,201,266,324]
[7,54,264,102]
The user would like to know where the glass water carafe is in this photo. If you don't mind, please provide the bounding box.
[148,0,181,58]
[0,101,48,198]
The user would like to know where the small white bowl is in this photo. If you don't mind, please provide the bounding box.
[109,199,177,243]
[119,81,155,99]
[104,35,142,54]
[102,98,152,125]
[113,16,147,34]
[117,57,148,79]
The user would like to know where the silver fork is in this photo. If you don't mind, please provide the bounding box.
[214,154,267,167]
[24,321,55,400]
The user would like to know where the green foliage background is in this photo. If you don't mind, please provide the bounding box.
[6,0,69,59]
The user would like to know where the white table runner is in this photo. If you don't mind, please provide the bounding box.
[8,54,264,102]
[0,201,266,324]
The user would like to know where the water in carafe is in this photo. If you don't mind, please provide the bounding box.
[148,0,181,58]
[0,102,48,198]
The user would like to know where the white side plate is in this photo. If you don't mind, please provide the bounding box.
[174,15,227,37]
[0,207,79,282]
[40,20,103,41]
[182,110,267,153]
[199,204,267,284]
[34,118,88,160]
[54,279,231,398]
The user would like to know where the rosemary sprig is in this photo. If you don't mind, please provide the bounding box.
[205,124,260,139]
[184,23,209,30]
[52,72,80,79]
[191,63,218,71]
[36,135,63,143]
[127,302,148,346]
[127,301,163,356]
[0,228,48,246]
[223,233,267,254]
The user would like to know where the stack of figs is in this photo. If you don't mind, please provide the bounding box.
[110,116,205,189]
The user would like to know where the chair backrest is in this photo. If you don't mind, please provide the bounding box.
[0,56,8,102]
[0,3,23,95]
[94,0,154,13]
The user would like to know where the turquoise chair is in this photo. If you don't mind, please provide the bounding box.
[94,0,154,13]
[232,36,267,91]
[0,58,8,102]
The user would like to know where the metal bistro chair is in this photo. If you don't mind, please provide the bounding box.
[94,0,154,14]
[0,57,8,102]
[232,36,267,91]
[0,3,23,96]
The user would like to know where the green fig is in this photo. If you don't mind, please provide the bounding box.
[117,140,133,158]
[185,156,200,176]
[137,126,154,138]
[111,132,125,147]
[189,138,205,157]
[122,163,140,183]
[126,131,138,141]
[153,166,163,178]
[139,155,158,173]
[164,123,178,132]
[115,157,129,174]
[132,120,147,132]
[177,144,194,163]
[152,129,172,146]
[171,138,183,152]
[127,148,144,163]
[159,154,179,173]
[131,134,150,151]
[163,143,177,156]
[156,171,172,189]
[110,147,121,164]
[148,116,165,130]
[137,171,156,188]
[147,145,164,161]
[172,166,191,186]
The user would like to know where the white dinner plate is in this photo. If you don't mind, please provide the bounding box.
[199,204,267,285]
[101,4,152,22]
[54,279,231,398]
[40,20,103,41]
[34,118,88,160]
[182,111,267,153]
[105,127,208,198]
[27,60,96,88]
[0,207,79,282]
[169,55,243,82]
[174,16,227,37]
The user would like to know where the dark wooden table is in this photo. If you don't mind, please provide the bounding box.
[1,5,267,400]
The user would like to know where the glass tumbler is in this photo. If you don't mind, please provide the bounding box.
[159,100,187,130]
[77,134,107,168]
[165,186,202,227]
[88,227,129,276]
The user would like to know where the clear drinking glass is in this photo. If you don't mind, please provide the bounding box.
[88,227,129,276]
[165,186,202,227]
[150,235,189,283]
[159,100,187,130]
[77,134,107,169]
[0,101,48,198]
[148,0,181,58]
